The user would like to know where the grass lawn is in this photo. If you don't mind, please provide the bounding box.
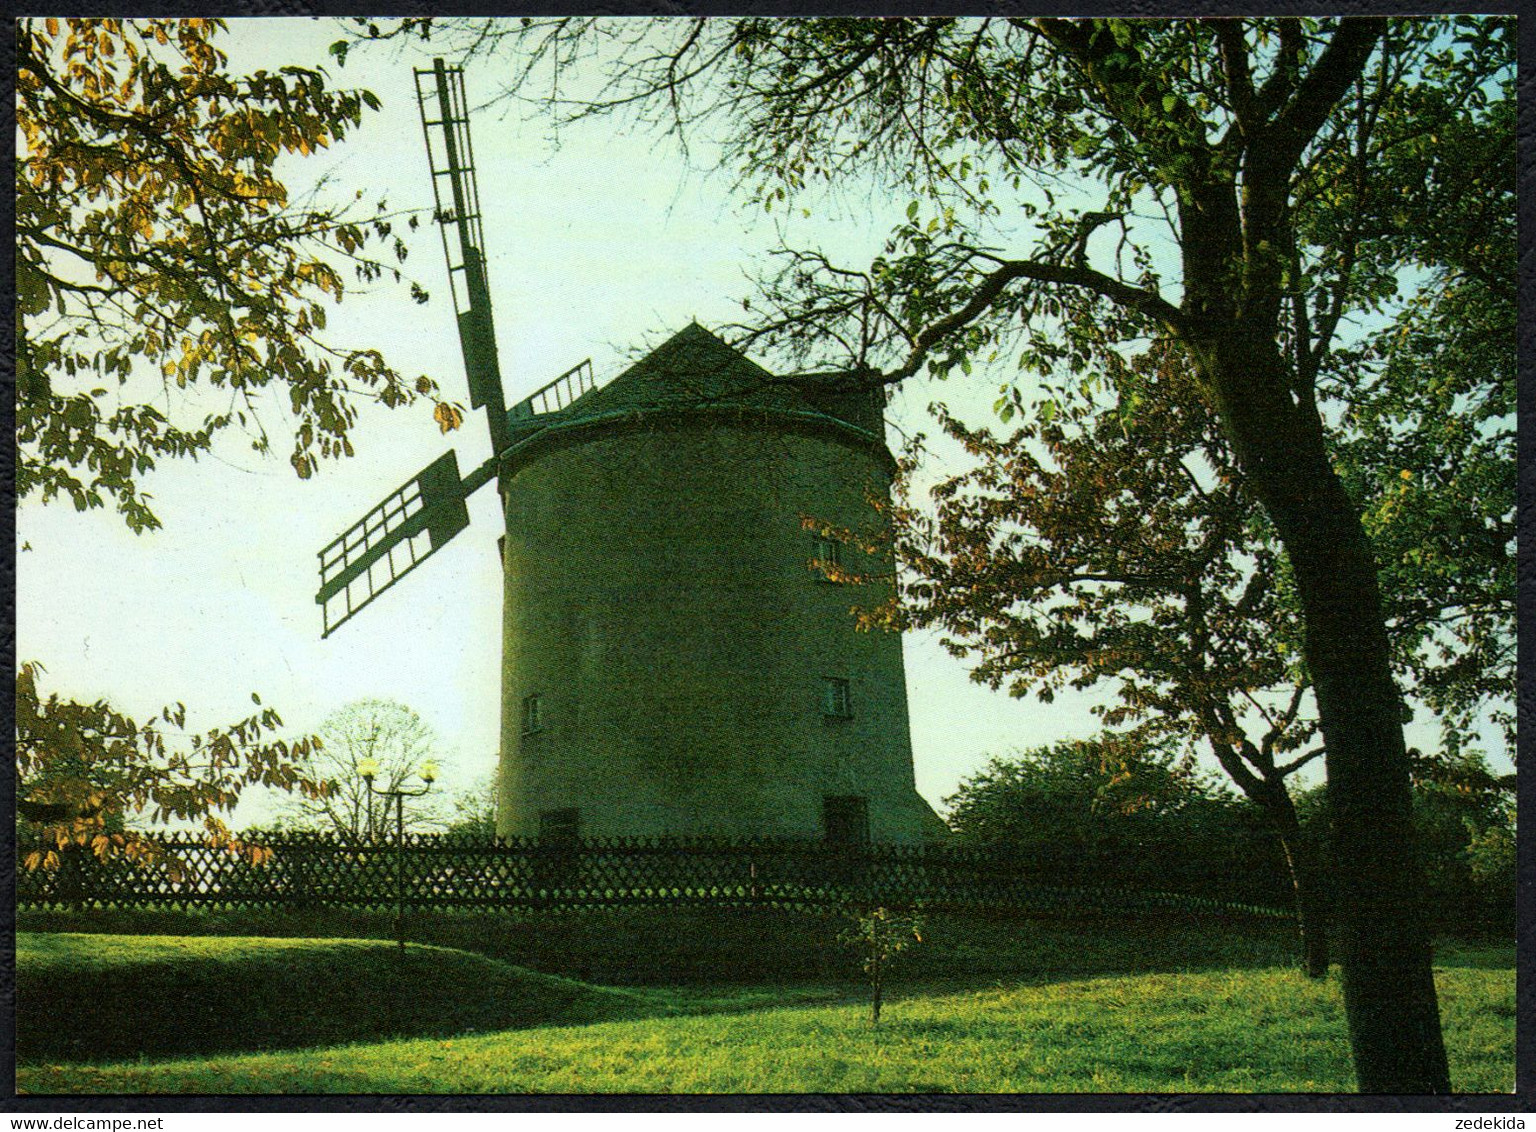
[15,930,1514,1095]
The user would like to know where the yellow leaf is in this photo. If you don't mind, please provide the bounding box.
[433,402,463,433]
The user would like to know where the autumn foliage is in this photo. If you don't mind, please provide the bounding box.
[15,17,456,532]
[15,662,331,878]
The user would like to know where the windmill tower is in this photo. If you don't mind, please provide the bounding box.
[315,61,944,845]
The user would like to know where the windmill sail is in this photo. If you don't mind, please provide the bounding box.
[316,450,489,638]
[510,358,596,420]
[318,60,597,640]
[415,59,509,453]
[313,351,587,639]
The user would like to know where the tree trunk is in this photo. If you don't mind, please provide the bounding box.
[1262,780,1331,979]
[871,942,883,1026]
[1204,332,1451,1093]
[1276,483,1449,1092]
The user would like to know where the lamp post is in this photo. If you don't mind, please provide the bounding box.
[359,757,438,952]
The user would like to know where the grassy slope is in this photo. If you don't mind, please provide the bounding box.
[17,944,1514,1095]
[15,933,660,1064]
[16,906,1306,986]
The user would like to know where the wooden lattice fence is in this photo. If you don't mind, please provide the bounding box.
[14,831,1289,919]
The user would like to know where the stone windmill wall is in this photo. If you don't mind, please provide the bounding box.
[494,324,944,844]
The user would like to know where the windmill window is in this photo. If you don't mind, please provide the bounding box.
[521,693,543,735]
[812,535,843,583]
[822,677,852,720]
[539,807,580,843]
[823,795,869,845]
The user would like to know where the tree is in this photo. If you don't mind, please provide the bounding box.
[16,17,457,534]
[15,662,327,874]
[1337,294,1515,758]
[839,906,925,1026]
[15,18,459,870]
[1319,49,1516,757]
[893,344,1332,972]
[279,699,446,841]
[400,15,1517,1089]
[880,19,1511,980]
[445,772,499,839]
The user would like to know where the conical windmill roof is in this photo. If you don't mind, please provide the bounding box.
[574,322,791,414]
[559,322,885,434]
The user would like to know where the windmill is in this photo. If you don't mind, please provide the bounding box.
[315,59,591,639]
[316,60,945,845]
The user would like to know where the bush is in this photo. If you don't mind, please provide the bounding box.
[1291,749,1515,936]
[839,906,925,1024]
[944,736,1293,909]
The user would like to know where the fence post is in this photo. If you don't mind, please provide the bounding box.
[292,837,315,913]
[61,842,85,914]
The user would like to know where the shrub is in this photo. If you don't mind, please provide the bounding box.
[839,906,925,1025]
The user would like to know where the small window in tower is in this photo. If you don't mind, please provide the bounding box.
[812,535,844,583]
[539,807,580,843]
[521,693,543,735]
[823,795,869,845]
[822,676,852,719]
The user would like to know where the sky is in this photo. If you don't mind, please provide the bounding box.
[17,17,1504,828]
[17,18,1122,823]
